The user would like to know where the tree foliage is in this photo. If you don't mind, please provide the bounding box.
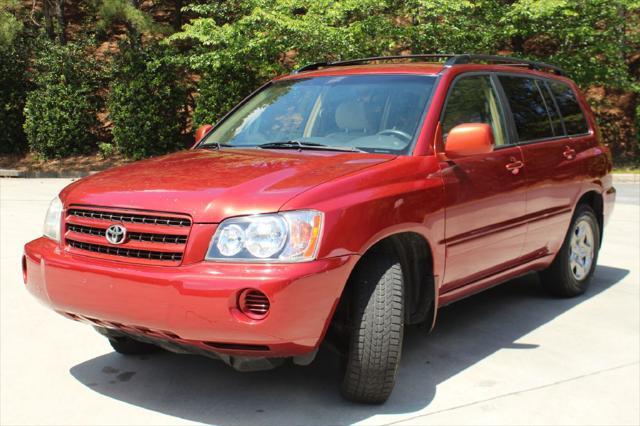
[107,42,187,159]
[97,0,164,40]
[1,0,638,163]
[0,37,29,154]
[172,0,639,132]
[23,40,99,158]
[0,0,22,47]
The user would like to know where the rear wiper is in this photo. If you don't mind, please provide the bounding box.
[258,140,365,152]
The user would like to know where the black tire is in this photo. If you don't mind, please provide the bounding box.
[340,252,404,404]
[539,204,600,297]
[109,336,160,355]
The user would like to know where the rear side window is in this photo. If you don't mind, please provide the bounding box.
[548,81,589,135]
[539,83,564,136]
[498,76,554,141]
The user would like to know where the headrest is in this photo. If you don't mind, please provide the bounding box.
[335,101,369,131]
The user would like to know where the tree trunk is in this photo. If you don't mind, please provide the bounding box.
[126,0,142,46]
[55,0,66,44]
[173,0,183,30]
[43,0,55,40]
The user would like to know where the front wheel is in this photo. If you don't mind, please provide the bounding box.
[540,205,600,297]
[340,252,404,404]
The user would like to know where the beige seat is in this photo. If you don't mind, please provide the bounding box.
[327,101,371,142]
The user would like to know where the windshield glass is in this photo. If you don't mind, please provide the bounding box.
[200,75,437,154]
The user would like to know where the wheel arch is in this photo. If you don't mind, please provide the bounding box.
[346,231,437,328]
[576,190,604,244]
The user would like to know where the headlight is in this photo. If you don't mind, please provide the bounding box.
[207,210,323,262]
[43,196,63,241]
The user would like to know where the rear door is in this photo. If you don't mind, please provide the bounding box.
[439,73,528,292]
[497,75,589,258]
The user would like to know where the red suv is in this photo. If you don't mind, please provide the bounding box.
[23,54,615,403]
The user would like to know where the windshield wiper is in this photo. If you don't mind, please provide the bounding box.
[199,142,234,150]
[258,140,366,153]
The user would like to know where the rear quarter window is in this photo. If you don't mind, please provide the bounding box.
[498,75,555,142]
[548,81,590,135]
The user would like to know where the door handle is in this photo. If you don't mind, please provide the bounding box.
[563,146,576,160]
[505,159,524,175]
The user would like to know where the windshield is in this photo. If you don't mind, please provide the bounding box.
[200,75,437,154]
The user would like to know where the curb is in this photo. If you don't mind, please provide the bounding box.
[0,169,98,178]
[612,174,639,184]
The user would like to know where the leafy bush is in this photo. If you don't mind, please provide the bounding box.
[23,40,99,159]
[194,65,261,126]
[0,38,29,155]
[107,42,187,160]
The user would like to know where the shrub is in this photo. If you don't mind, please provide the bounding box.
[23,40,99,159]
[107,42,187,160]
[0,38,29,155]
[193,65,261,127]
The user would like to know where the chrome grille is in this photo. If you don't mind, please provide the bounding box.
[67,239,182,261]
[67,224,188,244]
[67,208,191,227]
[64,207,191,265]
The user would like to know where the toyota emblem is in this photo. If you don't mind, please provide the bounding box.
[105,224,127,245]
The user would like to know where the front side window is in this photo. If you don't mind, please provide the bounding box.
[499,76,555,141]
[441,75,508,146]
[548,81,589,135]
[201,75,437,154]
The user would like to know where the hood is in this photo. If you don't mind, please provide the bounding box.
[61,149,395,222]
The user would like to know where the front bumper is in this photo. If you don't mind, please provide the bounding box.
[24,237,358,357]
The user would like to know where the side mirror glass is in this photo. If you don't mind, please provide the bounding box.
[194,124,213,145]
[444,123,494,158]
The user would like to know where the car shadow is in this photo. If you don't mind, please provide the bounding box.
[70,265,628,425]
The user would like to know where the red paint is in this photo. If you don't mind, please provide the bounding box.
[194,124,213,144]
[444,123,494,158]
[24,61,615,359]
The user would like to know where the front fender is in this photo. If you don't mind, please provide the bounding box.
[281,155,446,285]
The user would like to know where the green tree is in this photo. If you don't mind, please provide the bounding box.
[23,40,99,158]
[1,0,29,154]
[0,0,22,46]
[503,0,639,90]
[107,42,187,159]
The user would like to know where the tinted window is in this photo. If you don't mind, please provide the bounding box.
[441,75,508,146]
[499,76,554,141]
[548,81,589,135]
[540,82,565,136]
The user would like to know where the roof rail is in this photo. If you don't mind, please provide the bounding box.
[293,53,566,76]
[445,54,566,76]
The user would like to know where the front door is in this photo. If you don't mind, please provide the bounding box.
[439,73,528,292]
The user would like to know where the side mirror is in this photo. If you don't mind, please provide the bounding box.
[194,124,213,144]
[444,123,494,159]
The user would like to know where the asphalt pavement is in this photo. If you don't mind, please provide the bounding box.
[1,179,638,425]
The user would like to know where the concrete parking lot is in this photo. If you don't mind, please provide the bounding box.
[1,178,638,426]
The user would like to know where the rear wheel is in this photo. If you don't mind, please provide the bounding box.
[540,205,600,297]
[340,252,404,404]
[108,336,160,355]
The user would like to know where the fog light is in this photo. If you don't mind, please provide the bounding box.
[238,289,270,320]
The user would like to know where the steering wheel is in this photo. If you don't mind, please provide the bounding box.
[377,129,412,142]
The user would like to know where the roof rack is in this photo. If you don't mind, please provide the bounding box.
[293,53,566,76]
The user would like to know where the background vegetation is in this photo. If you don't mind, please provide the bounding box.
[0,0,638,165]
